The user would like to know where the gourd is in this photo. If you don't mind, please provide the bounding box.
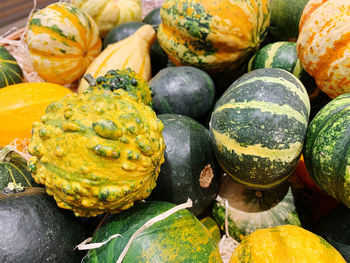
[71,0,142,37]
[26,2,101,85]
[78,24,156,93]
[82,201,223,262]
[297,0,350,98]
[303,93,350,207]
[0,187,85,263]
[157,0,270,74]
[0,46,23,88]
[0,82,72,147]
[28,89,165,217]
[210,68,310,189]
[230,225,346,263]
[148,114,220,216]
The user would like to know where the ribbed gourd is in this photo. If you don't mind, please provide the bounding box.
[157,0,270,73]
[26,2,101,85]
[297,0,350,98]
[78,24,156,92]
[71,0,142,37]
[0,46,23,88]
[27,89,165,217]
[82,68,152,107]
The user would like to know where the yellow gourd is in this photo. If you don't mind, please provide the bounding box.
[0,83,72,147]
[78,24,156,93]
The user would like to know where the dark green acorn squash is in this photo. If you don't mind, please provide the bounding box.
[0,146,39,189]
[0,46,23,88]
[303,93,350,207]
[149,67,215,120]
[82,201,223,263]
[143,7,162,29]
[0,187,85,263]
[148,114,220,216]
[212,176,310,242]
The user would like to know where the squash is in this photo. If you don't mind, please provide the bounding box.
[269,0,310,41]
[200,217,221,245]
[71,0,142,37]
[297,0,350,98]
[157,0,270,74]
[303,93,350,207]
[230,225,346,263]
[0,187,85,262]
[210,68,310,189]
[0,46,23,88]
[143,7,162,29]
[212,176,310,242]
[82,201,223,262]
[0,82,72,147]
[26,2,101,85]
[78,24,156,93]
[148,114,220,216]
[0,146,39,189]
[149,66,215,120]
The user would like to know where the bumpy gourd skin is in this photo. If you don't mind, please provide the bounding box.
[85,68,152,107]
[27,89,165,217]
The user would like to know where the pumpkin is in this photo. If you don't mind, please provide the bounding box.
[210,68,310,189]
[269,0,310,41]
[149,66,215,120]
[0,187,85,262]
[303,93,350,207]
[28,89,165,217]
[71,0,142,37]
[78,24,156,93]
[157,0,270,74]
[82,201,223,262]
[297,0,350,98]
[26,2,101,85]
[0,46,23,88]
[230,225,346,262]
[247,41,330,119]
[148,114,220,216]
[212,176,309,242]
[0,82,72,147]
[0,146,39,190]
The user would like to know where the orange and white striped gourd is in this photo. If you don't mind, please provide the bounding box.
[297,0,350,98]
[26,2,101,85]
[78,24,156,93]
[71,0,142,37]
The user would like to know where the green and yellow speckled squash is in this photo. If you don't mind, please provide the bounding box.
[210,68,310,189]
[297,0,350,98]
[26,2,101,85]
[71,0,142,37]
[157,0,270,73]
[230,225,346,263]
[28,89,165,217]
[82,201,223,263]
[0,46,23,88]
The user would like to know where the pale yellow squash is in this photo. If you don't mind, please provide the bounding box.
[78,24,156,93]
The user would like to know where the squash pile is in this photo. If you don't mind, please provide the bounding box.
[0,0,349,262]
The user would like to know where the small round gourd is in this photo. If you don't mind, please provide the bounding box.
[0,46,23,88]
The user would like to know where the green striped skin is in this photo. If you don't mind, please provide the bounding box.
[149,66,215,120]
[270,0,310,41]
[303,94,350,207]
[247,41,331,119]
[0,147,39,189]
[0,46,23,88]
[210,68,310,189]
[212,176,308,242]
[82,201,223,263]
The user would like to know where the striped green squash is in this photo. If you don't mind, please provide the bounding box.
[82,201,223,262]
[212,176,309,242]
[247,41,330,119]
[210,68,310,189]
[303,93,350,207]
[0,46,23,88]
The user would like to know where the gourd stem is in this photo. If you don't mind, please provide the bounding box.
[0,146,12,162]
[84,73,97,87]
